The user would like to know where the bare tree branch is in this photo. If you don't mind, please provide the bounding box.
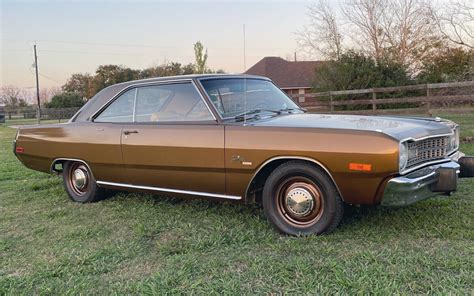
[431,0,474,48]
[342,0,388,61]
[383,0,440,70]
[0,85,28,109]
[340,0,441,71]
[296,0,343,60]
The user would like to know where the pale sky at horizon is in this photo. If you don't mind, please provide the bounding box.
[1,0,314,89]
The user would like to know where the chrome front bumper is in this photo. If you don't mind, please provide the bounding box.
[381,152,473,207]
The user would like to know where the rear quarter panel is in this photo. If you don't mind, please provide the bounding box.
[15,122,125,183]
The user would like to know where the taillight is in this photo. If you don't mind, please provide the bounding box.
[15,147,24,153]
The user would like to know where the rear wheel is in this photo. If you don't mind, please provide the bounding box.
[262,161,344,235]
[63,161,103,203]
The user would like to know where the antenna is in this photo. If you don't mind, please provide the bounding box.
[243,24,247,126]
[243,24,246,71]
[33,42,41,124]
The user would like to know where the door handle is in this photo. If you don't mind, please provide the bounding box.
[123,130,139,135]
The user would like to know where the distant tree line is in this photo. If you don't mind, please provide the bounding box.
[1,41,222,111]
[29,41,220,109]
[61,41,222,104]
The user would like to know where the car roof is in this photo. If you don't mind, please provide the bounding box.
[72,74,270,122]
[111,73,269,87]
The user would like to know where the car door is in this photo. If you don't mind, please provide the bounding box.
[120,82,226,194]
[92,90,137,184]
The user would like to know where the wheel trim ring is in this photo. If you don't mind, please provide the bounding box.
[68,164,89,196]
[276,176,324,226]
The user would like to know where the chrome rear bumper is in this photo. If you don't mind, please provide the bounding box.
[381,152,473,207]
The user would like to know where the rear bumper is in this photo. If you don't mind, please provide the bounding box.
[381,153,473,206]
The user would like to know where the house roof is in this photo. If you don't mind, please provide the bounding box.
[244,57,323,89]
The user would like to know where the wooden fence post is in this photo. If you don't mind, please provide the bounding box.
[372,90,377,110]
[329,93,334,112]
[426,84,431,111]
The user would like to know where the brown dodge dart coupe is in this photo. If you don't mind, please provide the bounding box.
[14,74,474,235]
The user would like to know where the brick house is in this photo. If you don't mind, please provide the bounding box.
[244,56,323,102]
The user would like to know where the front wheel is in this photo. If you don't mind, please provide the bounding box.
[63,161,103,203]
[262,161,344,235]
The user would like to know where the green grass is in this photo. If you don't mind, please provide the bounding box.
[1,114,473,294]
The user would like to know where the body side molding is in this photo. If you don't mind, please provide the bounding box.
[96,181,242,200]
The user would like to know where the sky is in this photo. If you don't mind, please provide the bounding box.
[1,0,313,89]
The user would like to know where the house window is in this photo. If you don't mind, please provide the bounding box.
[298,89,305,103]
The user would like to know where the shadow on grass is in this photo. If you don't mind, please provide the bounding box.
[98,188,456,237]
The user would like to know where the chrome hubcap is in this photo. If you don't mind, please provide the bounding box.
[277,177,324,226]
[72,168,87,190]
[285,187,314,217]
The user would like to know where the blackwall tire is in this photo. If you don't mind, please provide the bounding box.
[62,161,103,203]
[262,160,344,235]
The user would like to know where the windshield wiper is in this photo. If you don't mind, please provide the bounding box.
[278,107,307,113]
[234,109,281,122]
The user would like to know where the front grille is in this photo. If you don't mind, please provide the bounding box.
[407,136,449,168]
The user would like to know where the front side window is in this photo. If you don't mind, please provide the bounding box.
[95,83,214,123]
[200,78,300,118]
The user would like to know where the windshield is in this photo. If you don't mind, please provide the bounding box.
[200,78,300,118]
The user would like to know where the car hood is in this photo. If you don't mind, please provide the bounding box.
[249,113,456,141]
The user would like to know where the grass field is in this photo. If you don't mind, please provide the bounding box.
[1,114,473,294]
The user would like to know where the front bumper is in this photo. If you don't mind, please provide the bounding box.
[381,153,473,206]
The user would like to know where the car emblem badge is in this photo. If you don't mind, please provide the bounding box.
[232,155,252,166]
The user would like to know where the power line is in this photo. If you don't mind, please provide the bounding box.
[35,39,177,49]
[2,38,293,51]
[39,49,158,57]
[9,86,36,89]
[38,73,63,84]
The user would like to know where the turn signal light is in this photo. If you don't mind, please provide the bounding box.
[349,163,372,171]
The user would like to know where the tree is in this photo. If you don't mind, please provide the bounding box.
[44,93,85,109]
[92,65,140,95]
[417,47,473,82]
[61,51,224,98]
[342,0,388,62]
[140,62,196,78]
[315,51,410,91]
[297,0,343,60]
[300,0,441,71]
[0,85,28,111]
[38,87,62,105]
[194,41,208,74]
[63,73,94,99]
[383,0,440,69]
[431,0,474,49]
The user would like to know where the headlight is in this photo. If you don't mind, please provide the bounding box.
[399,142,408,171]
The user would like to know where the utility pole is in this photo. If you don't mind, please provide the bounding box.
[34,44,41,124]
